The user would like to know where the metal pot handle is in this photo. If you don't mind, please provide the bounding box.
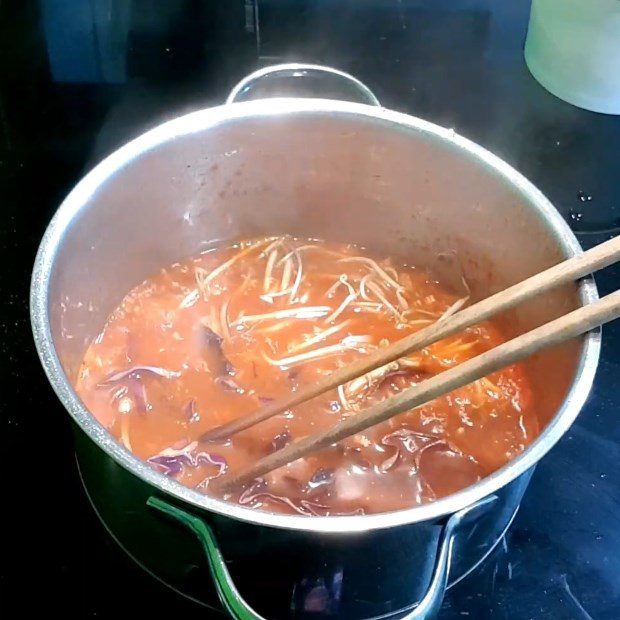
[400,494,497,619]
[225,63,381,107]
[148,494,497,619]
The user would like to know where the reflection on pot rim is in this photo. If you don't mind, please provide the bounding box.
[30,97,600,533]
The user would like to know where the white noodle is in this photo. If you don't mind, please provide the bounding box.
[287,320,351,353]
[337,384,350,412]
[403,307,441,318]
[340,274,356,296]
[179,289,200,309]
[398,319,434,328]
[278,244,346,265]
[231,306,331,327]
[359,273,374,301]
[342,335,373,346]
[395,288,409,310]
[339,257,404,291]
[197,238,272,292]
[262,342,366,368]
[260,288,293,304]
[480,377,501,396]
[325,278,344,299]
[289,249,304,302]
[263,249,279,292]
[252,319,296,335]
[323,275,357,322]
[367,281,400,318]
[384,266,400,283]
[345,361,400,398]
[399,358,422,368]
[437,296,468,322]
[351,302,382,314]
[220,300,231,341]
[195,267,210,296]
[324,292,357,323]
[261,236,287,257]
[280,256,293,291]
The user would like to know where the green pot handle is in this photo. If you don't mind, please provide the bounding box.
[148,494,497,620]
[148,496,267,620]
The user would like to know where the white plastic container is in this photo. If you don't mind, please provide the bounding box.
[525,0,620,115]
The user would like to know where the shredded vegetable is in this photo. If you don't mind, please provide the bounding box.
[76,234,535,518]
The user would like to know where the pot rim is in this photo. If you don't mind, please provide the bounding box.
[30,97,600,533]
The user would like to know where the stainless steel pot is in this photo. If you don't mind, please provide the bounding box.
[31,64,600,619]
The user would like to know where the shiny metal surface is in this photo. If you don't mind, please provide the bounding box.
[31,85,599,534]
[226,63,382,106]
[75,431,532,618]
[147,494,498,620]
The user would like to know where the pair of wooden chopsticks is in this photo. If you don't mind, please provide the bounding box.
[211,235,620,492]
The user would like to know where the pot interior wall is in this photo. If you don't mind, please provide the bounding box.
[49,109,582,429]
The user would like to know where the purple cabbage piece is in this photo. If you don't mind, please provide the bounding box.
[237,480,364,517]
[381,429,444,472]
[185,398,201,423]
[238,481,325,516]
[239,489,327,516]
[202,325,236,377]
[270,431,291,453]
[382,429,439,453]
[202,325,223,347]
[215,376,245,394]
[379,450,400,472]
[148,442,227,478]
[99,365,181,413]
[124,377,150,413]
[198,452,228,475]
[308,468,334,489]
[148,455,186,476]
[103,365,181,382]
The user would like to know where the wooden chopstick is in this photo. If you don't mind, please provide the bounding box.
[203,235,620,442]
[218,287,620,491]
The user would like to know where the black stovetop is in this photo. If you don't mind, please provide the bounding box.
[3,1,620,618]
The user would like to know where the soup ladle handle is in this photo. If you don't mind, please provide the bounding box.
[147,494,497,620]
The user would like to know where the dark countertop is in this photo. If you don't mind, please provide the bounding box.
[2,1,619,618]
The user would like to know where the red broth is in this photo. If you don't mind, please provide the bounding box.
[75,237,537,516]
